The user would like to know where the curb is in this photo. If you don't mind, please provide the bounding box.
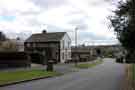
[0,76,53,87]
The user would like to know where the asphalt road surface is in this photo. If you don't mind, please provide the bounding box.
[0,58,125,90]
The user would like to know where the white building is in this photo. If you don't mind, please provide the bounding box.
[25,30,71,63]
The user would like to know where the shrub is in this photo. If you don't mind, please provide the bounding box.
[29,53,45,65]
[125,53,135,63]
[0,52,30,68]
[0,40,18,52]
[116,56,124,63]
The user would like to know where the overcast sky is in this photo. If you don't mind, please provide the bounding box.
[0,0,119,45]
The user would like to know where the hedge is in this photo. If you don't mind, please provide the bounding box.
[116,57,124,63]
[29,53,45,65]
[0,52,30,68]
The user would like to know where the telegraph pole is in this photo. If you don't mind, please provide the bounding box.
[75,27,78,66]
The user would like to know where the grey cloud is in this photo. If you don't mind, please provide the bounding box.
[78,32,118,44]
[42,25,73,35]
[0,8,15,16]
[4,31,31,40]
[27,18,43,27]
[0,6,40,17]
[31,0,68,9]
[78,32,108,41]
[89,0,113,6]
[45,25,68,32]
[68,18,88,30]
[20,10,41,15]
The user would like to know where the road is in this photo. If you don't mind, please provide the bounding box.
[0,58,125,90]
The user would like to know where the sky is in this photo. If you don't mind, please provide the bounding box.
[0,0,120,45]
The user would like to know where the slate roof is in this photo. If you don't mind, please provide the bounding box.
[71,45,120,52]
[25,32,66,43]
[71,46,92,52]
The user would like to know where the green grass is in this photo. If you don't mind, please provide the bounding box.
[75,60,103,69]
[131,64,135,89]
[0,70,59,85]
[132,64,135,81]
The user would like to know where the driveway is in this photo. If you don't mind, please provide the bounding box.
[0,58,125,90]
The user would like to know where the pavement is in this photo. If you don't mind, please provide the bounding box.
[0,58,125,90]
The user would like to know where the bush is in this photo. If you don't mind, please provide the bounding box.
[0,52,30,68]
[116,56,124,63]
[125,53,135,63]
[0,40,18,52]
[80,58,88,62]
[29,53,45,65]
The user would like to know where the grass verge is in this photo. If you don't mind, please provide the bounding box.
[124,64,135,90]
[132,64,135,80]
[75,60,103,69]
[0,69,60,85]
[132,64,135,89]
[123,64,133,90]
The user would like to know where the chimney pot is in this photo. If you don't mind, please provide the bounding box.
[42,30,47,34]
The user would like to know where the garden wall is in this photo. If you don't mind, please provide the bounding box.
[0,52,30,68]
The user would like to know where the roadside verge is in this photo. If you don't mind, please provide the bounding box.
[0,69,61,87]
[75,59,103,69]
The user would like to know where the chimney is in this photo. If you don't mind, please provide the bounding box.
[16,37,20,40]
[42,29,47,34]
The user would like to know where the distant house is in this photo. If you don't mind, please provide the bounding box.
[71,46,97,62]
[94,45,122,57]
[24,30,71,64]
[16,39,24,52]
[71,45,122,60]
[11,38,24,52]
[0,31,7,42]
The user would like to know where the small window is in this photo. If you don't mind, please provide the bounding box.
[68,52,71,56]
[62,40,64,49]
[62,52,64,59]
[27,43,30,47]
[68,41,70,48]
[33,43,36,47]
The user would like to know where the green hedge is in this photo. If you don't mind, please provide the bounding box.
[116,57,124,63]
[30,53,45,65]
[0,52,30,68]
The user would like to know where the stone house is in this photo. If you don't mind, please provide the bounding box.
[71,46,97,62]
[11,38,24,52]
[24,30,71,64]
[93,45,122,57]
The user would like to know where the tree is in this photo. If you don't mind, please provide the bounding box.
[0,31,7,41]
[110,0,135,61]
[96,49,101,56]
[0,40,18,52]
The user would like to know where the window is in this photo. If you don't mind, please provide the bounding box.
[68,41,70,48]
[33,43,36,47]
[62,40,64,49]
[27,43,30,47]
[62,52,64,60]
[68,52,71,56]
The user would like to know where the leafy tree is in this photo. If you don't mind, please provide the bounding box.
[96,49,101,56]
[110,0,135,60]
[0,40,18,52]
[0,31,7,41]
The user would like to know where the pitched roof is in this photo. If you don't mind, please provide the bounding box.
[71,46,92,52]
[25,32,66,43]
